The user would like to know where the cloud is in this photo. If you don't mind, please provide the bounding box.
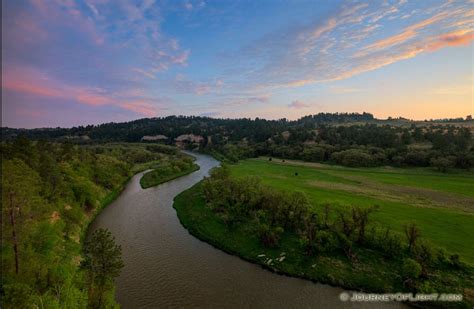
[184,2,193,10]
[2,65,160,116]
[227,1,472,91]
[170,74,222,95]
[219,94,271,106]
[199,111,219,117]
[424,30,474,52]
[288,100,309,109]
[356,12,449,57]
[132,68,157,80]
[329,86,364,94]
[119,100,157,117]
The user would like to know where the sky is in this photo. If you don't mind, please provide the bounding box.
[2,0,473,128]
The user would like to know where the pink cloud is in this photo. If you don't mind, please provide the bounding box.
[425,30,474,51]
[288,100,309,109]
[355,12,448,57]
[15,107,46,118]
[75,91,113,106]
[120,101,157,117]
[2,66,157,116]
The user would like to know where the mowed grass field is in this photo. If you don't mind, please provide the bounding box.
[229,158,474,264]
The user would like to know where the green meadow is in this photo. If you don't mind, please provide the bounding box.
[229,158,474,264]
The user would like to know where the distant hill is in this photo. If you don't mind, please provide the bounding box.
[2,113,472,142]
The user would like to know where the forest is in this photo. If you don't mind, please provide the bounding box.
[0,139,192,308]
[2,113,473,171]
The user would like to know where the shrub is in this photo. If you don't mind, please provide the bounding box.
[404,223,420,253]
[413,242,434,277]
[378,228,403,258]
[401,258,422,281]
[404,150,429,166]
[449,254,462,269]
[315,230,338,253]
[336,233,357,262]
[435,248,448,264]
[331,149,374,167]
[430,157,455,172]
[302,146,325,162]
[258,224,284,248]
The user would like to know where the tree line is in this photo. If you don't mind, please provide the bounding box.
[2,113,472,170]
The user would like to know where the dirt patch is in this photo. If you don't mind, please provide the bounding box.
[50,211,61,223]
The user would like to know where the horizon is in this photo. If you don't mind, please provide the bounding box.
[2,0,473,128]
[3,111,473,130]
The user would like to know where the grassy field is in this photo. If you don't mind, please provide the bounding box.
[174,182,474,306]
[229,158,474,264]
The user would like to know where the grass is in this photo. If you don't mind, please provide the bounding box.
[229,158,474,264]
[140,163,199,189]
[174,183,474,307]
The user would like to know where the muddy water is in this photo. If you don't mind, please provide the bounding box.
[89,153,404,308]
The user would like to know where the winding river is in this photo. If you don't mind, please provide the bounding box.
[89,153,403,308]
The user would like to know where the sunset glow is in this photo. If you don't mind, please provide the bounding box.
[2,0,473,128]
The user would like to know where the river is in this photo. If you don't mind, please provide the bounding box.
[88,152,404,308]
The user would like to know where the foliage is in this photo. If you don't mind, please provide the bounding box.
[174,181,474,307]
[140,156,199,189]
[401,258,422,281]
[232,158,474,263]
[0,140,180,308]
[2,113,472,169]
[82,228,124,309]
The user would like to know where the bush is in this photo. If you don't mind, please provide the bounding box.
[302,146,325,162]
[401,258,422,281]
[404,150,429,166]
[315,230,338,253]
[2,283,34,308]
[258,224,284,248]
[413,242,434,277]
[377,228,403,258]
[430,156,455,172]
[435,248,448,264]
[449,254,462,269]
[331,149,374,167]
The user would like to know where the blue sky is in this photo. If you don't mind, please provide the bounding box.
[2,0,473,128]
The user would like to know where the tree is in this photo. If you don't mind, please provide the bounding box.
[401,258,421,287]
[430,157,455,172]
[404,223,420,252]
[82,228,124,308]
[1,159,42,275]
[413,242,433,278]
[331,149,374,167]
[257,223,284,248]
[301,213,319,255]
[351,206,378,244]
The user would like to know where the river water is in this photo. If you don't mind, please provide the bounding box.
[89,153,404,308]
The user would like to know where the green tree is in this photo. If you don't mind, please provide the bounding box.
[404,223,420,253]
[351,206,378,244]
[430,157,455,172]
[401,258,421,287]
[82,228,124,309]
[1,159,42,275]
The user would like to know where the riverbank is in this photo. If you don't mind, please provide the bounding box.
[81,150,198,305]
[140,163,200,189]
[174,182,474,308]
